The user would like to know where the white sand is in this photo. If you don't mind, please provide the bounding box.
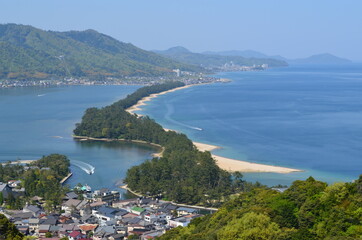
[126,85,192,115]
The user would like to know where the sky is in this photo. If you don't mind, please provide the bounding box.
[0,0,361,61]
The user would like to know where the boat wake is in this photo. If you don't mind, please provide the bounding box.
[71,160,95,175]
[165,103,202,131]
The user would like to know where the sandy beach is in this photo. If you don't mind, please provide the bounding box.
[125,85,302,174]
[193,142,301,173]
[126,85,192,115]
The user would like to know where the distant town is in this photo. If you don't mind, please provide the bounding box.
[1,179,215,239]
[0,65,271,88]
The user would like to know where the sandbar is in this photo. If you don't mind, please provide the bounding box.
[126,84,303,174]
[126,85,192,115]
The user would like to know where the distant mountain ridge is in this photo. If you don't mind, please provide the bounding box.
[0,24,201,80]
[289,53,352,65]
[154,47,288,68]
[203,49,351,65]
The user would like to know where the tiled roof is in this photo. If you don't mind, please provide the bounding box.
[79,224,98,232]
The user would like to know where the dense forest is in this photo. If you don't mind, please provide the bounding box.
[74,82,251,206]
[159,176,362,240]
[0,154,70,209]
[0,214,23,240]
[0,24,201,80]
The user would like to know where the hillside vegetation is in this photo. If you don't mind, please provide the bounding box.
[0,154,70,209]
[0,24,201,80]
[159,176,362,240]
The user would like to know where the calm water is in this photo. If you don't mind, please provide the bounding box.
[0,85,158,192]
[137,65,362,186]
[1,65,362,188]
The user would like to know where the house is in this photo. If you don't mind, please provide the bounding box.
[23,205,42,217]
[92,206,127,224]
[112,198,138,208]
[62,199,87,214]
[17,225,29,235]
[65,192,79,200]
[141,229,165,239]
[94,188,120,204]
[39,215,58,226]
[167,214,201,228]
[78,224,98,235]
[93,225,116,239]
[109,233,125,240]
[158,203,178,214]
[130,206,145,215]
[68,230,83,240]
[0,182,12,198]
[38,224,50,238]
[7,180,21,188]
[144,212,167,223]
[28,218,40,232]
[49,225,60,235]
[89,201,106,209]
[176,207,198,216]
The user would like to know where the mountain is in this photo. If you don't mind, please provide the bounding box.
[203,49,270,59]
[154,46,191,55]
[203,49,352,65]
[154,47,288,68]
[288,53,352,65]
[0,24,201,80]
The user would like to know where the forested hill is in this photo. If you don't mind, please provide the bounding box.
[0,24,201,80]
[154,46,288,68]
[159,176,362,240]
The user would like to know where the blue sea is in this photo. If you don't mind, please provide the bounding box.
[137,64,362,185]
[1,64,362,188]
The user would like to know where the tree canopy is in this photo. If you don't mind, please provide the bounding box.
[159,176,362,240]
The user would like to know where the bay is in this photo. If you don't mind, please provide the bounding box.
[0,85,157,192]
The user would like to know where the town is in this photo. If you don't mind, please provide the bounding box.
[0,71,229,88]
[1,180,214,240]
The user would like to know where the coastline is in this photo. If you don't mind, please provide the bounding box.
[126,85,193,115]
[73,135,164,156]
[193,142,301,173]
[125,85,303,174]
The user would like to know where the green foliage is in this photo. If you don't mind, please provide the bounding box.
[159,176,362,240]
[0,163,24,182]
[0,154,70,207]
[0,214,24,240]
[0,24,202,80]
[29,153,70,179]
[74,82,248,206]
[45,232,52,238]
[217,212,282,240]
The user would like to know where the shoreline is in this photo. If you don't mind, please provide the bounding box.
[73,135,164,157]
[126,85,193,115]
[93,84,303,174]
[193,142,301,173]
[1,159,36,165]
